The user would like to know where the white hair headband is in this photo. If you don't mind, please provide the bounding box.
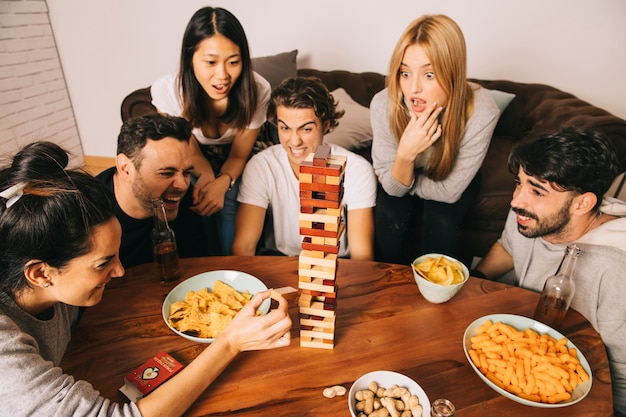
[0,182,27,209]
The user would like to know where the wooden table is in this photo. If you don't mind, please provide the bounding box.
[61,256,613,416]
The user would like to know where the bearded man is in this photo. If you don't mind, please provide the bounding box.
[472,126,626,415]
[97,113,210,268]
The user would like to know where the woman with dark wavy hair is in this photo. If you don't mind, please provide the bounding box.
[0,142,290,417]
[151,6,271,255]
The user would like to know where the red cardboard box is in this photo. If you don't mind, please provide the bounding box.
[119,351,184,402]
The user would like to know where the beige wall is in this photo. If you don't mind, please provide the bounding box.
[0,0,82,166]
[46,0,626,159]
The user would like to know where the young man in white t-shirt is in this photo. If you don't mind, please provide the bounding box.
[232,77,377,259]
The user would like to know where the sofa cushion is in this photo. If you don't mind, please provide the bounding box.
[486,89,516,113]
[252,50,298,90]
[324,88,373,150]
[298,68,386,108]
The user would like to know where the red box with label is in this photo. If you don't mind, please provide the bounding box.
[119,351,184,402]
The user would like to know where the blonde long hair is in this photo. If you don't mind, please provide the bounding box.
[387,14,473,181]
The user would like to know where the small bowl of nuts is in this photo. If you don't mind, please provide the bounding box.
[349,370,430,417]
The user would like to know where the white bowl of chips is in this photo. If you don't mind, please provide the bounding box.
[162,270,270,343]
[411,254,469,303]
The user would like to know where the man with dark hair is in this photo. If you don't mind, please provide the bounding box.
[472,126,626,415]
[232,77,377,259]
[97,113,210,268]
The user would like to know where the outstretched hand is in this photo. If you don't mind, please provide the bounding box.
[221,290,292,353]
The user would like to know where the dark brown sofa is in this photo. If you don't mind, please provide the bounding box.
[121,68,626,263]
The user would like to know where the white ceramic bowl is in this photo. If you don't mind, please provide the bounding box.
[411,254,469,303]
[348,370,430,417]
[162,270,270,343]
[463,314,592,408]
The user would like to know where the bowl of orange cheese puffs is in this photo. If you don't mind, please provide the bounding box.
[463,314,592,407]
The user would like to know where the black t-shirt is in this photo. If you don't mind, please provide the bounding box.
[97,167,210,269]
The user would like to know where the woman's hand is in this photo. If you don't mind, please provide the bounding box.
[397,102,443,162]
[220,290,292,353]
[191,172,230,216]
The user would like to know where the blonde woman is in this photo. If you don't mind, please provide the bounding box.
[370,14,499,265]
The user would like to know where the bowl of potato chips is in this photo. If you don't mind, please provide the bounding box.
[162,270,270,343]
[411,254,469,303]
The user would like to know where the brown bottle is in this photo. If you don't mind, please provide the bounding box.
[151,198,180,284]
[533,244,580,329]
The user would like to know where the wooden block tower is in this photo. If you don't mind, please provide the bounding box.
[297,145,346,349]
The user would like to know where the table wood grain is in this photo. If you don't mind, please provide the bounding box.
[61,256,613,416]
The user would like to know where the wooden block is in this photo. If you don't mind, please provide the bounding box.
[300,190,343,204]
[299,210,341,225]
[298,275,313,284]
[321,223,345,246]
[326,173,343,185]
[299,227,339,238]
[271,286,299,302]
[299,314,336,329]
[298,278,336,293]
[300,328,334,340]
[312,190,341,202]
[300,288,338,298]
[312,174,327,184]
[299,220,313,228]
[300,337,335,349]
[310,236,325,245]
[298,262,312,271]
[299,251,337,268]
[299,301,336,318]
[313,145,331,166]
[306,249,326,259]
[328,155,347,168]
[309,294,337,308]
[302,236,339,254]
[298,293,336,310]
[300,197,341,209]
[298,265,336,280]
[324,206,342,217]
[300,182,341,193]
[299,190,313,199]
[298,293,313,307]
[300,206,315,214]
[299,173,313,183]
[300,261,337,274]
[299,162,343,177]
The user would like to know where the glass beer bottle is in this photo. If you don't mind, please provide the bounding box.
[533,244,580,329]
[151,198,180,284]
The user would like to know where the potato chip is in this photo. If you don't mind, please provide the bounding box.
[413,256,464,286]
[168,280,252,339]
